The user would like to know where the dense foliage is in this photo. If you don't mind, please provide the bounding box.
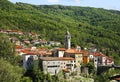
[0,33,15,58]
[0,34,25,82]
[0,0,120,63]
[0,58,24,82]
[94,68,120,82]
[0,33,58,82]
[0,0,120,81]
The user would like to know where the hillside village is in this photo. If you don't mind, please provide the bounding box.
[0,28,116,81]
[1,0,120,81]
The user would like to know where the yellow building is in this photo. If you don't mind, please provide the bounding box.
[65,49,90,66]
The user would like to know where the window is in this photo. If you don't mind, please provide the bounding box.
[47,65,59,68]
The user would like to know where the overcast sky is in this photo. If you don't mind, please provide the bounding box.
[9,0,120,11]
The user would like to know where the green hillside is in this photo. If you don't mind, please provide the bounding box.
[0,0,120,63]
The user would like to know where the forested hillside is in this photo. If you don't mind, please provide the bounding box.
[0,0,120,63]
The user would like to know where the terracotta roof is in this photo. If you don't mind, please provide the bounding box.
[20,48,31,53]
[40,57,74,61]
[38,48,47,51]
[65,49,88,54]
[65,49,77,54]
[16,45,23,49]
[24,51,40,55]
[80,50,89,56]
[58,48,66,51]
[114,78,120,80]
[24,51,39,55]
[93,52,106,57]
[45,52,52,55]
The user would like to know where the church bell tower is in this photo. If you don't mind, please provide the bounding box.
[65,30,71,49]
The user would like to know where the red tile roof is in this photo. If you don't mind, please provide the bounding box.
[82,50,90,56]
[20,48,31,53]
[45,52,52,55]
[40,57,74,61]
[15,45,23,49]
[58,48,66,51]
[114,78,120,80]
[93,52,106,57]
[38,48,47,51]
[65,49,77,54]
[65,49,88,54]
[24,51,39,55]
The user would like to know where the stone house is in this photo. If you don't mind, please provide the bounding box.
[23,52,39,70]
[57,48,66,57]
[39,57,75,75]
[93,52,114,68]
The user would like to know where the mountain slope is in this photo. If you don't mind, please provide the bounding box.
[32,5,120,31]
[0,0,120,62]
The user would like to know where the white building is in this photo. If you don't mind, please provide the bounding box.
[23,52,39,70]
[39,57,75,75]
[57,48,66,57]
[93,52,114,68]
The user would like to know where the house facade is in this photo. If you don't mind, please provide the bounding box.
[58,48,66,57]
[23,52,39,70]
[39,57,75,75]
[93,52,114,68]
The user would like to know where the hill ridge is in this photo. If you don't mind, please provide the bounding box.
[0,1,120,61]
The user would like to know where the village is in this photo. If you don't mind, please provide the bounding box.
[0,29,115,81]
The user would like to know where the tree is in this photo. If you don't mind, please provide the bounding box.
[0,33,19,65]
[20,77,32,82]
[0,0,15,11]
[0,58,24,82]
[94,68,116,82]
[0,33,15,58]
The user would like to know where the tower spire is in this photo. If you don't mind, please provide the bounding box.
[65,30,71,49]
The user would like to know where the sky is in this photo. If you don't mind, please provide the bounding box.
[9,0,120,11]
